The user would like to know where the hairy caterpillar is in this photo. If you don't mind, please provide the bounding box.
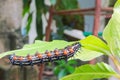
[9,42,81,66]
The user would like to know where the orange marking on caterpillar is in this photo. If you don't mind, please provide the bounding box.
[36,53,42,58]
[27,55,32,61]
[63,49,68,55]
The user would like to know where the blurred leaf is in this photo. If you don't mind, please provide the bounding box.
[53,15,64,39]
[67,60,77,65]
[58,69,67,79]
[35,0,46,10]
[103,0,120,57]
[35,0,43,40]
[22,0,31,16]
[35,0,48,40]
[55,60,66,65]
[26,13,32,34]
[66,65,75,74]
[114,0,120,8]
[54,0,84,40]
[23,0,47,40]
[22,6,30,16]
[54,66,61,75]
[61,62,118,80]
[35,13,43,40]
[54,60,77,76]
[23,0,31,5]
[57,0,78,10]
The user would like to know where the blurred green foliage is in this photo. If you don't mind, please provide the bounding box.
[53,0,84,40]
[54,60,78,79]
[22,0,84,79]
[23,0,84,40]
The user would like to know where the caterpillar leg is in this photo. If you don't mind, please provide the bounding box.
[29,60,33,66]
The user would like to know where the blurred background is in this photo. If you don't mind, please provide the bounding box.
[0,0,116,80]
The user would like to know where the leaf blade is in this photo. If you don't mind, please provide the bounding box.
[74,48,103,61]
[80,35,110,54]
[73,35,110,61]
[0,40,74,58]
[61,62,118,80]
[103,0,120,57]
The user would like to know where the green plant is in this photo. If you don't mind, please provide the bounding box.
[22,0,48,39]
[0,0,120,80]
[22,0,83,78]
[61,0,120,80]
[22,0,83,40]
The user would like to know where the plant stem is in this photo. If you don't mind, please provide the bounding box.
[38,6,54,80]
[45,6,54,41]
[110,55,120,73]
[38,64,45,80]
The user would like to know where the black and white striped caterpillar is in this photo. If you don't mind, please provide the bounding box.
[9,42,81,66]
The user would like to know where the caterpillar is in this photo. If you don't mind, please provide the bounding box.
[9,42,81,66]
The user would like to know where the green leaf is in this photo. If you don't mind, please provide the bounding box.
[0,39,104,61]
[26,13,32,34]
[61,62,119,80]
[22,0,31,16]
[74,35,109,61]
[66,65,75,74]
[54,66,61,75]
[57,0,78,10]
[73,48,103,61]
[36,13,43,40]
[0,36,109,61]
[22,6,30,16]
[103,0,120,57]
[80,35,110,55]
[58,69,67,79]
[114,0,120,8]
[61,0,78,10]
[67,60,77,65]
[0,40,74,58]
[35,0,48,40]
